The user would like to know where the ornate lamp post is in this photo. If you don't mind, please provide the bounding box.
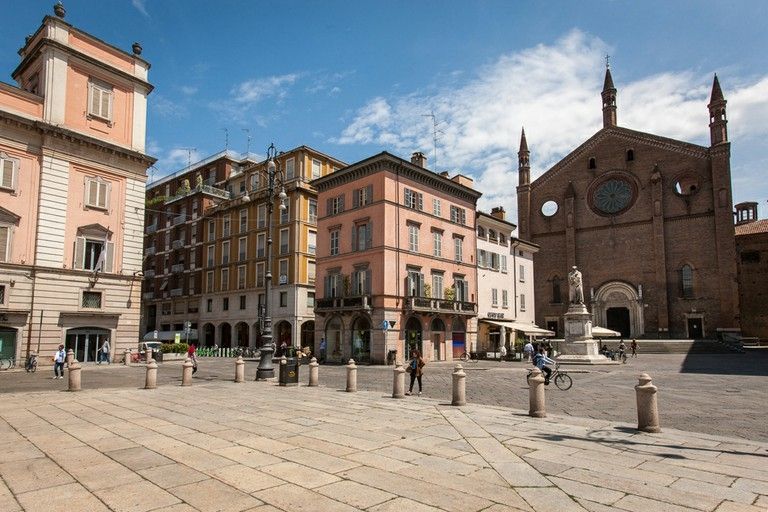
[254,143,287,380]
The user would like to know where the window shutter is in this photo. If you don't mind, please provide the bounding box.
[104,241,114,273]
[88,180,98,206]
[1,159,14,189]
[339,195,345,212]
[366,222,372,249]
[74,236,85,269]
[351,225,357,252]
[366,185,373,203]
[418,192,423,211]
[0,226,8,262]
[352,189,359,208]
[405,275,412,296]
[324,275,330,298]
[89,84,99,115]
[101,90,110,118]
[326,198,332,216]
[352,271,359,295]
[365,269,372,294]
[419,273,425,297]
[99,181,109,209]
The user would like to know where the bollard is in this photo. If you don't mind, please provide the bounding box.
[278,356,288,387]
[67,359,82,392]
[235,356,244,383]
[144,358,158,389]
[635,373,661,433]
[146,347,153,363]
[392,363,406,399]
[66,348,74,366]
[181,358,193,386]
[451,364,466,406]
[308,357,319,387]
[528,367,546,418]
[346,359,357,392]
[124,349,130,366]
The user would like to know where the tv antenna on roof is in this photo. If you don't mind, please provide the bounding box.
[222,128,229,150]
[242,128,251,155]
[178,148,196,169]
[422,110,443,170]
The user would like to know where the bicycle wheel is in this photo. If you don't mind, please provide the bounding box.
[554,373,573,390]
[459,352,469,362]
[31,360,38,372]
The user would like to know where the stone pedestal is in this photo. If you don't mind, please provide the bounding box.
[392,363,405,398]
[451,364,466,406]
[234,356,244,383]
[308,357,319,386]
[346,359,357,392]
[556,304,612,365]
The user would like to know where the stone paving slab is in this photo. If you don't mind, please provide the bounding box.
[0,380,766,512]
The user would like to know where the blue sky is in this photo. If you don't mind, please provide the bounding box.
[3,1,767,222]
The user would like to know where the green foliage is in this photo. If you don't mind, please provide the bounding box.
[444,287,455,301]
[146,195,167,207]
[161,343,188,354]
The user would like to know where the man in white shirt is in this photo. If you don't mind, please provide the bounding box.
[523,341,534,362]
[53,345,66,379]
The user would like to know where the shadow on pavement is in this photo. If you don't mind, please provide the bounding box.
[680,351,768,376]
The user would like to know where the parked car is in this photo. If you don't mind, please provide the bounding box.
[137,341,162,362]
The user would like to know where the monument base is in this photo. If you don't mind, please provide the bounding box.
[557,303,614,365]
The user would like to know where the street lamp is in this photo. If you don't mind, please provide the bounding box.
[255,143,287,380]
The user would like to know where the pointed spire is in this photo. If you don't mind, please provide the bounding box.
[601,67,618,128]
[518,127,530,187]
[709,74,724,103]
[519,127,528,153]
[603,67,615,92]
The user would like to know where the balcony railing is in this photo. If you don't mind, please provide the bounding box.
[144,246,156,257]
[144,269,156,279]
[143,292,154,300]
[315,295,372,312]
[166,183,231,205]
[172,215,185,226]
[403,297,477,315]
[171,264,185,274]
[145,223,157,234]
[171,240,185,250]
[170,288,183,297]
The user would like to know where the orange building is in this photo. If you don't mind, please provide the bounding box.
[312,152,481,364]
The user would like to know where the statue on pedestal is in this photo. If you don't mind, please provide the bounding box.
[568,266,584,305]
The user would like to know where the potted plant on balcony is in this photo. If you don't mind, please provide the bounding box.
[444,287,455,301]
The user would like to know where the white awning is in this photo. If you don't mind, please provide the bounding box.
[480,319,555,337]
[592,326,621,337]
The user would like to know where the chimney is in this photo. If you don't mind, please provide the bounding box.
[411,152,427,168]
[451,174,474,188]
[490,206,505,220]
[439,171,449,177]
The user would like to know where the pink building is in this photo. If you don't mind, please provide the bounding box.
[312,152,481,364]
[0,5,154,364]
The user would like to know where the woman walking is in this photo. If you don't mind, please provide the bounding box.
[405,349,425,396]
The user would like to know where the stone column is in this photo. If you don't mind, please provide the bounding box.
[635,373,661,433]
[346,359,357,392]
[235,356,244,383]
[124,349,130,366]
[66,349,74,366]
[146,347,153,362]
[451,364,466,406]
[145,359,158,389]
[528,367,546,417]
[181,358,193,386]
[392,363,405,398]
[308,357,319,387]
[67,359,82,391]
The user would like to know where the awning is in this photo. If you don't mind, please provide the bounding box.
[480,319,555,337]
[142,330,198,341]
[592,326,621,337]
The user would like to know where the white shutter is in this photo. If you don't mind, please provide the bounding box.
[88,83,98,116]
[0,226,9,262]
[87,179,98,207]
[1,159,14,189]
[100,181,109,209]
[74,236,85,269]
[104,241,114,273]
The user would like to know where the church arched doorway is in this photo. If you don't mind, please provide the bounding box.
[606,307,631,338]
[593,282,643,337]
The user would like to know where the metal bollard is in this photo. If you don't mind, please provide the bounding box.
[145,358,158,389]
[451,364,466,406]
[278,356,288,387]
[181,358,193,386]
[67,359,82,392]
[308,357,319,387]
[124,349,130,366]
[346,359,357,392]
[528,367,546,418]
[234,356,245,383]
[635,373,661,433]
[392,363,406,398]
[66,348,74,366]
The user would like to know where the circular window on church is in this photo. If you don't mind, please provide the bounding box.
[541,200,559,217]
[589,175,637,216]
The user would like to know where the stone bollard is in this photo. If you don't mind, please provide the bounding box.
[145,358,158,389]
[392,363,406,399]
[451,364,466,406]
[308,357,319,387]
[635,373,661,433]
[235,356,244,383]
[146,347,153,362]
[66,348,74,366]
[346,359,357,392]
[124,349,131,366]
[181,358,193,386]
[528,367,546,418]
[67,359,82,392]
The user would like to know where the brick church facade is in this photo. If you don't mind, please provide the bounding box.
[517,69,739,339]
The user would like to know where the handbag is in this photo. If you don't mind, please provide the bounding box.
[405,365,412,373]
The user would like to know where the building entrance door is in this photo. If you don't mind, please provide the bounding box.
[0,328,17,361]
[687,318,703,339]
[606,307,631,338]
[65,328,109,363]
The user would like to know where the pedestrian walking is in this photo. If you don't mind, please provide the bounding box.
[319,337,327,363]
[52,344,66,379]
[499,344,507,361]
[405,349,425,396]
[630,339,638,358]
[187,343,198,374]
[523,341,534,363]
[99,339,110,364]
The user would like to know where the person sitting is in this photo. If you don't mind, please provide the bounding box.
[532,347,556,385]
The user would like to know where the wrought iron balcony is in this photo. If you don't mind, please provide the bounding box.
[143,269,156,279]
[145,223,157,234]
[144,246,156,257]
[403,296,477,315]
[171,239,185,250]
[170,288,183,297]
[142,292,154,300]
[315,295,372,312]
[165,183,230,205]
[171,264,185,274]
[172,215,185,226]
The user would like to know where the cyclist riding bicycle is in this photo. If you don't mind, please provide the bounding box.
[532,347,556,385]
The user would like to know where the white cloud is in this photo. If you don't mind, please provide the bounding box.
[151,94,188,119]
[333,29,768,218]
[180,85,198,96]
[132,0,149,17]
[232,74,299,104]
[151,147,203,180]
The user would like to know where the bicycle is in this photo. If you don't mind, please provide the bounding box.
[526,363,573,390]
[25,353,38,373]
[459,351,479,363]
[0,358,16,370]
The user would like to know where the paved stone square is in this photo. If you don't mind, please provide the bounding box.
[1,368,767,511]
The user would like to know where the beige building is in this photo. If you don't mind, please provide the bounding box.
[142,146,345,350]
[0,6,154,363]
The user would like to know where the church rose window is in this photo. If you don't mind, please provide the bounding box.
[591,178,635,215]
[541,200,558,217]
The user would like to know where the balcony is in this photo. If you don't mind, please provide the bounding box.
[143,292,154,300]
[144,269,156,279]
[145,223,157,235]
[166,183,231,205]
[171,239,185,250]
[170,288,183,297]
[403,297,477,315]
[144,246,156,257]
[171,264,185,274]
[315,295,372,313]
[172,215,185,226]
